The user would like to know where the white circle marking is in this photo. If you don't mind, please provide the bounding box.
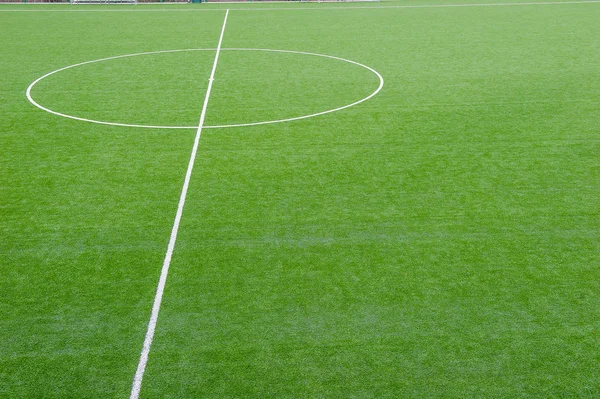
[26,48,384,129]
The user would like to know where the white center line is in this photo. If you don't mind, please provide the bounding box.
[129,9,230,399]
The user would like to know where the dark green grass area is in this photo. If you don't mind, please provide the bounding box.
[1,1,600,398]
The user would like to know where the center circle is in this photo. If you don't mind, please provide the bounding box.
[26,48,384,130]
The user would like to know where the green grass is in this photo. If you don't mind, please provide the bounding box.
[1,1,599,397]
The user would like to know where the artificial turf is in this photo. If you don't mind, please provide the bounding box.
[1,1,599,397]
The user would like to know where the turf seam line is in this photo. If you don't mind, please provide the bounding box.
[128,8,229,399]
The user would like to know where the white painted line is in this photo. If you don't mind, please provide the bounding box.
[25,49,216,130]
[129,9,229,399]
[2,0,600,11]
[26,48,384,129]
[205,48,384,129]
[231,0,600,11]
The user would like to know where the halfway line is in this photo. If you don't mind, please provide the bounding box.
[129,8,230,399]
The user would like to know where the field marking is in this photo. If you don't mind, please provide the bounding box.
[206,48,384,129]
[129,9,229,399]
[2,0,600,11]
[26,48,384,129]
[25,49,215,130]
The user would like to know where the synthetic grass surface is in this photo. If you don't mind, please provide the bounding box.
[1,1,599,397]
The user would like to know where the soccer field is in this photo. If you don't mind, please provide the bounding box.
[1,0,599,397]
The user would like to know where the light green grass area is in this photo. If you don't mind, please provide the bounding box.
[1,1,599,398]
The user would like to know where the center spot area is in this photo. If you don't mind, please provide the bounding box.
[29,49,381,129]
